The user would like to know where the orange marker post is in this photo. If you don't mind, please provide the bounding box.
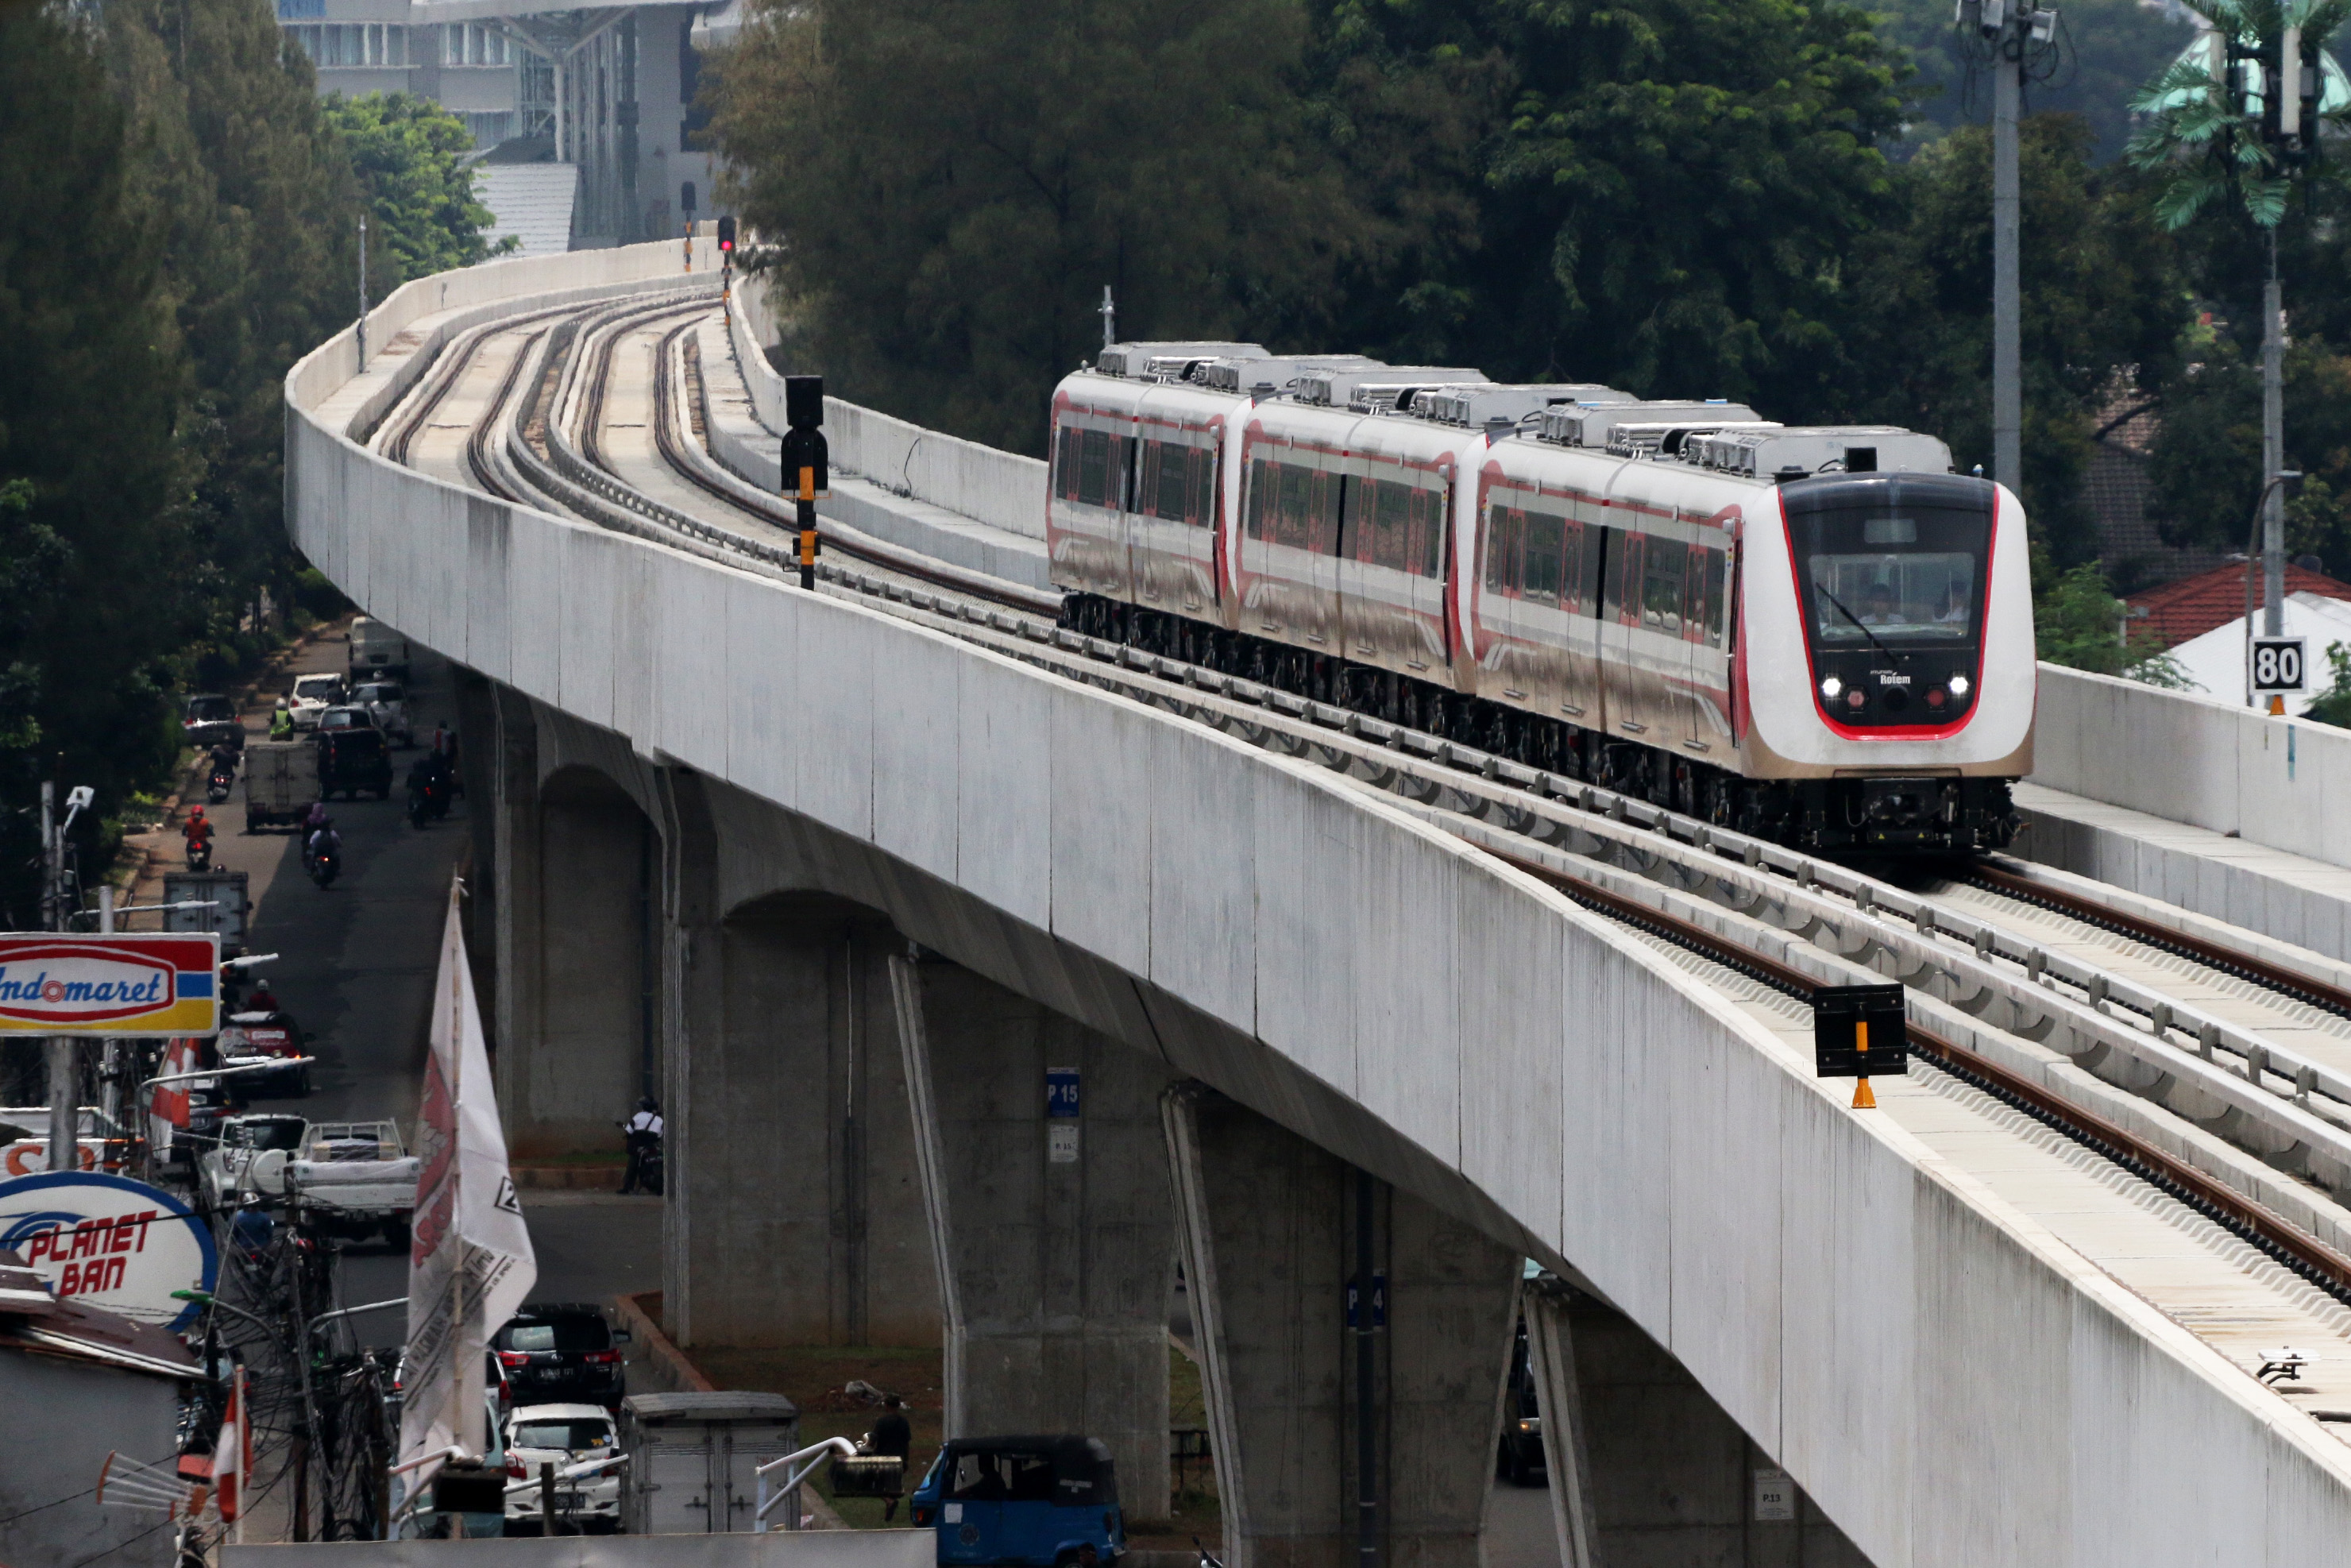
[1851,1020,1876,1110]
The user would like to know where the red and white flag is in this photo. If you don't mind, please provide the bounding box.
[399,880,536,1482]
[214,1365,250,1533]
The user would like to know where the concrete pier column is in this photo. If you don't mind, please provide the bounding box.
[660,863,936,1350]
[1162,1086,1519,1568]
[502,763,656,1156]
[488,686,545,1137]
[890,953,1177,1526]
[1520,1279,1600,1568]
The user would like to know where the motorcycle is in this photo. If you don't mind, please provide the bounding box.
[406,770,450,828]
[617,1121,665,1195]
[207,762,235,805]
[310,844,340,889]
[186,836,213,871]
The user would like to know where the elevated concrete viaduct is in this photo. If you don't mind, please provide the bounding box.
[285,244,2351,1567]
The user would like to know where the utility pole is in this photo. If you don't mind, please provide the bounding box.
[1968,0,2056,492]
[41,781,76,1178]
[357,212,370,369]
[1993,28,2021,492]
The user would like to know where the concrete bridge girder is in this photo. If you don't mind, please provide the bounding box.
[297,252,2351,1567]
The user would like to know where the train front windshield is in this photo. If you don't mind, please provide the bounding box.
[1783,474,1996,654]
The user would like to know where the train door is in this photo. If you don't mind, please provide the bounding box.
[1597,523,1656,751]
[1407,474,1451,674]
[1638,523,1702,755]
[1683,534,1735,751]
[1303,464,1344,652]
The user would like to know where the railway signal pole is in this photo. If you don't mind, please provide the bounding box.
[781,375,828,589]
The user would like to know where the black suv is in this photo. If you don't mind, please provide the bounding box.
[491,1303,631,1408]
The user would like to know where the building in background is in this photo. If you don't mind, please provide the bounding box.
[276,0,722,250]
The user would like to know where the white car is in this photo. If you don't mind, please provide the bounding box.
[196,1114,308,1209]
[352,681,414,747]
[288,673,347,731]
[503,1404,623,1533]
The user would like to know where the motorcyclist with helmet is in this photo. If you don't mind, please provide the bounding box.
[181,805,215,870]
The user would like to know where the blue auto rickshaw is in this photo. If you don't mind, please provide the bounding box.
[909,1435,1125,1566]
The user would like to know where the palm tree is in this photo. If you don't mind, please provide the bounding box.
[2127,0,2350,642]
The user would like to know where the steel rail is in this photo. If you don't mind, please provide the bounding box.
[1491,845,2351,1306]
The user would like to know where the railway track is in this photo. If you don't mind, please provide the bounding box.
[371,288,2351,1396]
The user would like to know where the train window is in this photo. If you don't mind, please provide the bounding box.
[1409,486,1445,579]
[1154,442,1189,523]
[1191,447,1215,529]
[1055,427,1081,501]
[1247,459,1271,540]
[1485,505,1522,595]
[1369,481,1408,570]
[1642,538,1685,633]
[1599,528,1628,621]
[1273,464,1307,548]
[1697,548,1728,647]
[1784,473,1993,649]
[1077,431,1110,508]
[1522,509,1565,604]
[1311,470,1344,556]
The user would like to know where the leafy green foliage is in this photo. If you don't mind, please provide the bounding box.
[1874,0,2194,160]
[2304,638,2351,724]
[0,0,373,923]
[1835,118,2187,564]
[2034,562,2197,684]
[708,0,1363,454]
[325,92,510,284]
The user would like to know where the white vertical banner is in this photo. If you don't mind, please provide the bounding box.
[400,880,535,1480]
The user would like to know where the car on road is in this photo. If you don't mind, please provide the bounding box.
[909,1436,1127,1567]
[182,693,242,751]
[197,1113,310,1208]
[318,723,393,800]
[353,681,414,747]
[349,616,410,682]
[492,1305,631,1408]
[288,673,347,731]
[501,1404,623,1534]
[217,1010,311,1096]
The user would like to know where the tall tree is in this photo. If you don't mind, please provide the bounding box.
[326,91,508,285]
[708,0,1365,454]
[1835,118,2187,564]
[0,3,189,924]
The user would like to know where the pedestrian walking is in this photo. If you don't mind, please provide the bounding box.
[870,1396,912,1521]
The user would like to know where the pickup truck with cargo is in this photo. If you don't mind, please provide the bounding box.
[288,1120,419,1246]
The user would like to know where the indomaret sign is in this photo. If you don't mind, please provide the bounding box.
[0,934,220,1037]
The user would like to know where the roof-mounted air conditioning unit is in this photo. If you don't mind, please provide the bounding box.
[1294,367,1487,409]
[1095,342,1266,378]
[1415,384,1631,428]
[1197,355,1385,395]
[1687,426,1953,480]
[1538,400,1759,450]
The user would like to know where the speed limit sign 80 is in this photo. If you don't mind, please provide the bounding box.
[2252,636,2307,695]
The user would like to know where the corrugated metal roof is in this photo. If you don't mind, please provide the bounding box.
[478,164,579,257]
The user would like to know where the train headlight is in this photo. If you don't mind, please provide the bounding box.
[1949,674,1971,697]
[1846,689,1867,710]
[1820,675,1843,700]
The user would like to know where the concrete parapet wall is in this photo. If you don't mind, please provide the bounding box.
[2032,662,2351,868]
[287,257,2351,1567]
[224,1529,932,1566]
[723,288,1047,541]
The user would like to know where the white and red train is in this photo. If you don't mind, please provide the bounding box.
[1046,342,2033,855]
